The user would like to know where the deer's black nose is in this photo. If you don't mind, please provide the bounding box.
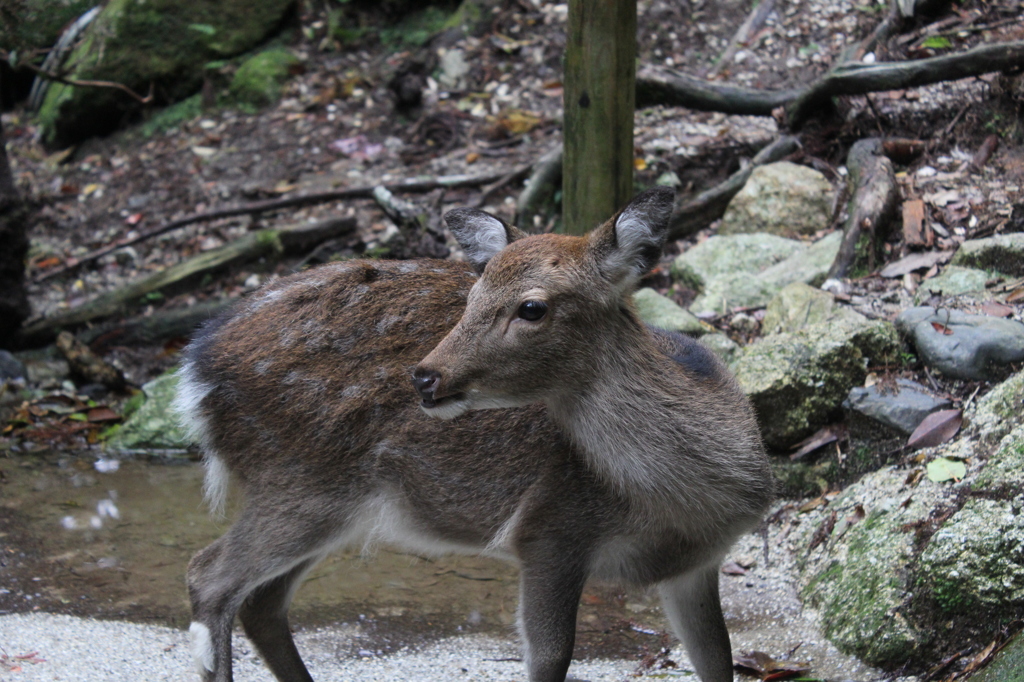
[411,369,441,406]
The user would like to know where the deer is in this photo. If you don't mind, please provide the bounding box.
[176,186,774,682]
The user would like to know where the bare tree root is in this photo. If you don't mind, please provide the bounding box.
[826,138,899,280]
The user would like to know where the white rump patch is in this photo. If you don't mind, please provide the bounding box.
[189,621,215,673]
[172,362,229,516]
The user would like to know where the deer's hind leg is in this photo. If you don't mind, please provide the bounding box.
[186,497,348,682]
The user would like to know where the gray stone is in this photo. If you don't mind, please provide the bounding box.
[950,233,1024,277]
[0,350,27,381]
[896,306,1024,380]
[105,371,192,451]
[670,233,803,292]
[632,288,706,336]
[719,161,836,238]
[914,265,990,303]
[972,370,1024,443]
[437,49,470,90]
[918,497,1024,618]
[731,316,900,449]
[689,231,843,317]
[699,333,739,364]
[843,379,952,435]
[975,424,1024,492]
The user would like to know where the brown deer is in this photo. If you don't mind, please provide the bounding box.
[177,186,773,682]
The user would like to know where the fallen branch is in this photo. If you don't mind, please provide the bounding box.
[20,217,355,346]
[635,40,1024,129]
[78,300,235,349]
[826,138,899,280]
[667,135,800,241]
[786,40,1024,126]
[515,145,563,231]
[371,186,449,259]
[706,0,777,78]
[34,168,527,283]
[1,48,154,105]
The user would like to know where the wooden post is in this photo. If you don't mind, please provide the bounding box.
[563,0,637,235]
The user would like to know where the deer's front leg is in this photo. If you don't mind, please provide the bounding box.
[658,564,733,682]
[517,548,587,682]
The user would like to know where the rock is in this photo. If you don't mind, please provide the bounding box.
[37,0,295,146]
[796,466,943,667]
[843,379,952,436]
[974,424,1024,492]
[698,333,739,364]
[731,316,900,449]
[13,347,70,388]
[632,288,705,336]
[229,48,301,107]
[950,233,1024,277]
[105,372,192,451]
[670,233,803,292]
[689,232,842,315]
[437,49,470,90]
[895,307,1024,380]
[761,282,865,335]
[914,265,990,303]
[972,370,1024,443]
[970,631,1024,682]
[719,161,836,238]
[0,350,27,381]
[729,312,759,335]
[918,497,1024,620]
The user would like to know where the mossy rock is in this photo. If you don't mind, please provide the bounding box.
[974,424,1024,492]
[670,233,804,292]
[951,233,1024,277]
[229,48,300,107]
[771,458,836,498]
[730,317,900,450]
[0,0,96,52]
[632,288,706,336]
[796,467,946,667]
[719,161,836,238]
[105,371,193,451]
[918,497,1024,619]
[972,369,1024,444]
[914,265,990,303]
[37,0,294,146]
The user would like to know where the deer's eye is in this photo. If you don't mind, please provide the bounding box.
[517,300,548,322]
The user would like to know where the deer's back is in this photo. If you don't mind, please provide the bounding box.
[181,259,576,540]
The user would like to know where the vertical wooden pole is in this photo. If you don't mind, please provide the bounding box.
[563,0,637,235]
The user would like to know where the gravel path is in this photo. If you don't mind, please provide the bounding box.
[0,613,644,682]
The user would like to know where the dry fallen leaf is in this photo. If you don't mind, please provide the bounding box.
[733,650,812,680]
[980,301,1013,317]
[721,561,748,576]
[930,321,953,335]
[789,424,845,461]
[907,409,963,450]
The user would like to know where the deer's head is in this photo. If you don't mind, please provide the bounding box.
[412,187,675,419]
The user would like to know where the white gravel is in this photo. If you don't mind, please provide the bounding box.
[0,613,648,682]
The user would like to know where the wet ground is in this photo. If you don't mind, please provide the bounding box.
[0,451,881,680]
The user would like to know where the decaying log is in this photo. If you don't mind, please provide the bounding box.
[56,330,126,390]
[826,138,899,280]
[515,145,563,231]
[34,169,523,283]
[668,135,800,241]
[78,300,235,349]
[20,217,355,346]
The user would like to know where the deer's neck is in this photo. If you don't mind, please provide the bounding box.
[545,326,750,531]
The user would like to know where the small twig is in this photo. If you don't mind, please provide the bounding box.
[706,0,777,78]
[469,164,533,209]
[1,49,154,104]
[34,167,530,283]
[864,93,887,135]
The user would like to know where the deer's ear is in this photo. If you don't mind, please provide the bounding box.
[588,187,675,289]
[445,208,527,273]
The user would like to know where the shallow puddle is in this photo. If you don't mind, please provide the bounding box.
[0,451,880,678]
